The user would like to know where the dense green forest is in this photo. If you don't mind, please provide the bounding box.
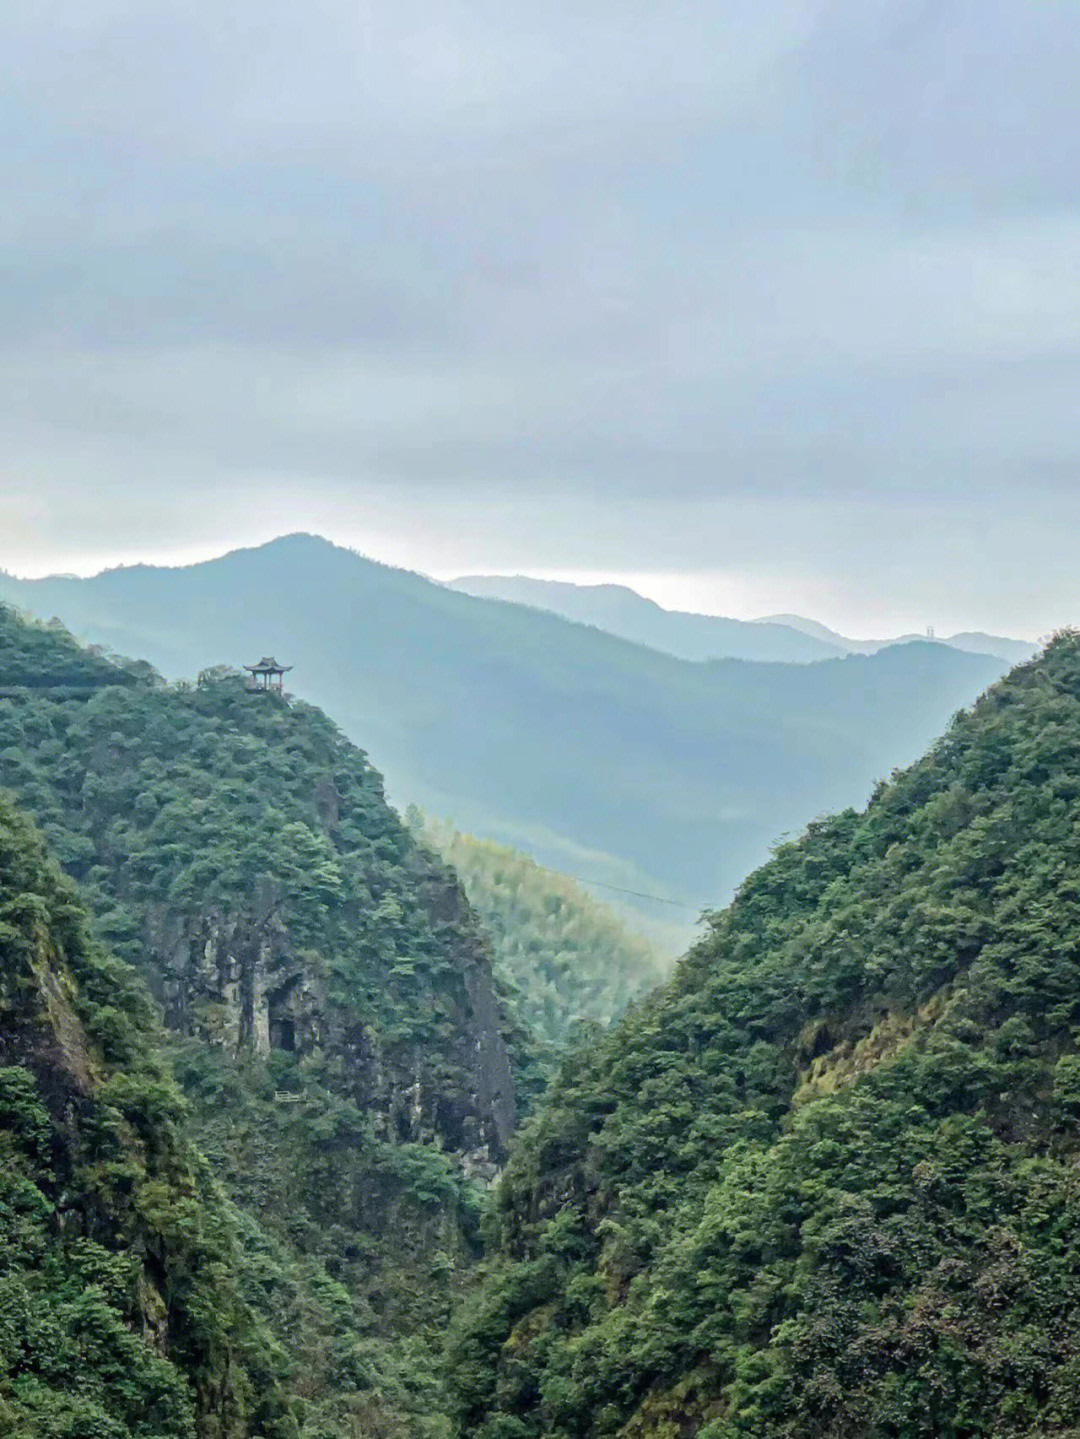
[0,603,525,1436]
[6,596,1080,1439]
[450,633,1080,1437]
[0,534,1009,916]
[0,795,298,1437]
[413,815,671,1045]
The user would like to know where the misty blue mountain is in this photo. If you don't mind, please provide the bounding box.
[1,534,1012,921]
[450,575,1036,666]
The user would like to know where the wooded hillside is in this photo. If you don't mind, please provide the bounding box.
[0,604,518,1436]
[0,796,297,1437]
[416,815,671,1045]
[450,633,1080,1438]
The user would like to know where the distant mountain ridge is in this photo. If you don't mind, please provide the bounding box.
[451,575,1037,666]
[449,575,848,663]
[0,533,1014,916]
[759,610,1038,665]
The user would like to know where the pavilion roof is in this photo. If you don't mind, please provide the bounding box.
[244,657,293,673]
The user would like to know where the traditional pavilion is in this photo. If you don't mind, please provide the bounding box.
[244,656,292,692]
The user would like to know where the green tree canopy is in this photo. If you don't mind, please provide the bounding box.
[449,632,1080,1438]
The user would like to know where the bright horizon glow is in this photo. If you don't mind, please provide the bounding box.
[3,3,1079,653]
[437,568,1042,644]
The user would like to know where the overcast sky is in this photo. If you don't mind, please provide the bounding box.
[2,0,1079,636]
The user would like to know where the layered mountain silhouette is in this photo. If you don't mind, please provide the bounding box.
[0,534,1013,917]
[451,574,1037,666]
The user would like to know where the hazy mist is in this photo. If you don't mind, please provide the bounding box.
[3,1,1079,634]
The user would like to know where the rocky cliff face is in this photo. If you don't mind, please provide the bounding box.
[143,862,514,1165]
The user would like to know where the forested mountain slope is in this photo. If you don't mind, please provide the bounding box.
[450,633,1080,1438]
[414,815,671,1045]
[0,797,295,1437]
[0,534,1011,914]
[0,604,518,1436]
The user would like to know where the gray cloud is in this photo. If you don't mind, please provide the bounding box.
[2,0,1080,632]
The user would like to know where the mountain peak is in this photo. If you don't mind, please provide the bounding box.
[0,550,1013,914]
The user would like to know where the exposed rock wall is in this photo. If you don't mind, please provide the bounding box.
[142,871,514,1165]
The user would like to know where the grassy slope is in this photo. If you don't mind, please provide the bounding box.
[450,633,1080,1438]
[0,534,1009,913]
